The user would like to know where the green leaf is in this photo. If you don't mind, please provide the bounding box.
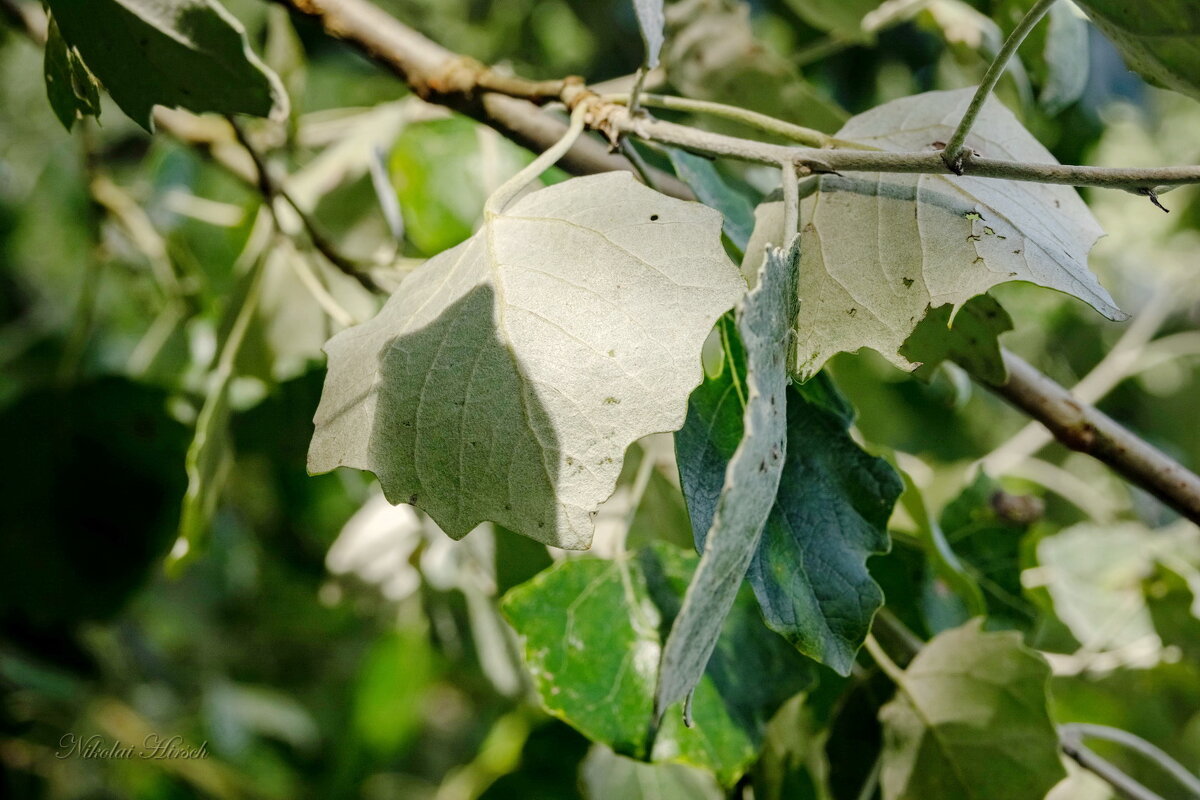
[501,543,814,784]
[1073,0,1200,102]
[747,88,1124,379]
[878,619,1067,800]
[43,14,101,131]
[353,627,435,758]
[580,744,723,800]
[938,473,1038,625]
[633,0,666,69]
[656,239,797,720]
[899,294,1013,385]
[783,0,878,42]
[390,117,536,256]
[676,324,902,676]
[45,0,288,130]
[667,148,756,253]
[309,172,744,550]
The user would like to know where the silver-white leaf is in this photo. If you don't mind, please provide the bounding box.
[751,87,1124,379]
[309,172,744,550]
[656,237,797,721]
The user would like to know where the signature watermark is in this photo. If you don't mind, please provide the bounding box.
[56,734,209,760]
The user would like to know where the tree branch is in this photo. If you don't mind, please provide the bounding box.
[271,0,1200,195]
[1059,726,1169,800]
[987,350,1200,525]
[1061,723,1200,798]
[9,0,1200,523]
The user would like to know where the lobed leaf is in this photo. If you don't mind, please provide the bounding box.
[677,341,901,676]
[309,172,744,550]
[878,619,1067,800]
[501,543,814,784]
[747,87,1124,379]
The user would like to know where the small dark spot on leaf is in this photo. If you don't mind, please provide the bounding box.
[972,257,985,264]
[1012,249,1022,255]
[967,234,981,242]
[650,214,659,221]
[408,494,418,504]
[846,308,857,316]
[603,397,620,405]
[903,277,914,288]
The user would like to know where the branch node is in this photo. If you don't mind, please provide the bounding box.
[1138,187,1171,213]
[416,55,487,101]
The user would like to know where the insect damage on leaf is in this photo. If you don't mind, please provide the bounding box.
[746,87,1125,379]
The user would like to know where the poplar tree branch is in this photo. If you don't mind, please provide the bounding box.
[987,351,1200,525]
[271,0,1200,194]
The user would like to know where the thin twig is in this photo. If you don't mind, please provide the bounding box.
[602,92,848,149]
[228,118,381,293]
[1061,723,1200,798]
[1060,729,1168,800]
[942,0,1057,169]
[864,634,908,684]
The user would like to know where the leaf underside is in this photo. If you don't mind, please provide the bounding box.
[748,87,1123,379]
[879,619,1067,800]
[309,172,744,550]
[656,239,797,719]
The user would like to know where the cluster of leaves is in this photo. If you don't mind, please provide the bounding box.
[3,0,1200,798]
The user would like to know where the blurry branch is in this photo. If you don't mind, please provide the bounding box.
[941,0,1056,170]
[228,117,381,292]
[986,350,1200,525]
[1060,723,1200,800]
[984,286,1177,476]
[267,0,690,194]
[1056,723,1200,800]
